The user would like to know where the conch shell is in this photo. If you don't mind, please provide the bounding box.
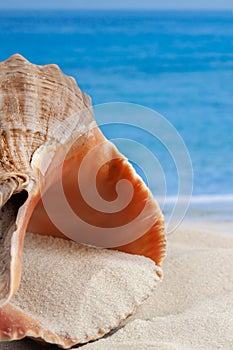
[0,55,165,309]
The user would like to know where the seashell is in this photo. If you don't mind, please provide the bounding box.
[0,54,165,346]
[0,232,162,348]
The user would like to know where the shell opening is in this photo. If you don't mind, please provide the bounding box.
[0,190,28,304]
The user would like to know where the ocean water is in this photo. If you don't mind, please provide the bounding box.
[0,10,232,219]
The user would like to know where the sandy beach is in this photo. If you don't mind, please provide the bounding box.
[0,220,232,350]
[79,221,233,350]
[0,5,232,350]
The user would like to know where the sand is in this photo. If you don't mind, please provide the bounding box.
[0,221,233,350]
[1,233,161,348]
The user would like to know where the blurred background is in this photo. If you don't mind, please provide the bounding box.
[0,0,232,219]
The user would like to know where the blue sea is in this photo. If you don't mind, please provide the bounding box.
[0,10,232,220]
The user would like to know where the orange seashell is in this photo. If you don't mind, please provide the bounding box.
[0,54,165,346]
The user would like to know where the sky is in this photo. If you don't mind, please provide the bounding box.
[0,0,231,10]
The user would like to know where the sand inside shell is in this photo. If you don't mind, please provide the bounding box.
[10,233,162,345]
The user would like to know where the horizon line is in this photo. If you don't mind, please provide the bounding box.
[0,7,231,11]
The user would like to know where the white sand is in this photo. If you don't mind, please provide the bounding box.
[10,233,161,347]
[0,221,232,350]
[79,222,233,350]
